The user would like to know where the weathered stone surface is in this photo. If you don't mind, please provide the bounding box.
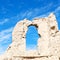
[0,13,60,60]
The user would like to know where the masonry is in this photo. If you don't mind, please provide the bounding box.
[0,13,60,60]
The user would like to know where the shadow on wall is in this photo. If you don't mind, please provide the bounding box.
[26,26,40,50]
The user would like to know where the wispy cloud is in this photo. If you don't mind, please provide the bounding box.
[3,3,54,23]
[0,47,5,54]
[32,6,60,19]
[33,12,51,19]
[54,6,60,12]
[13,3,53,20]
[0,27,13,54]
[0,27,13,42]
[0,19,9,25]
[25,3,52,18]
[54,6,60,17]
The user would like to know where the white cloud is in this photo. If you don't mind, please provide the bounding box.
[32,6,60,19]
[0,46,6,54]
[0,19,9,25]
[0,27,13,42]
[25,3,52,18]
[0,27,13,54]
[54,6,60,16]
[54,6,60,13]
[15,3,53,20]
[33,12,51,19]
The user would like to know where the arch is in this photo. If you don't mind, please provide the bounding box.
[12,19,50,55]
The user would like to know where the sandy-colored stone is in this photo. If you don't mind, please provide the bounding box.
[0,13,60,60]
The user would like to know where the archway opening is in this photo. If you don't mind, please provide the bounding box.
[26,25,40,50]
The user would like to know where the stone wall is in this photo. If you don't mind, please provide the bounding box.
[0,13,60,60]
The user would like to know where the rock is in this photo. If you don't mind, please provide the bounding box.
[0,13,60,60]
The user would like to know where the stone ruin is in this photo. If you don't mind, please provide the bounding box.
[0,13,60,60]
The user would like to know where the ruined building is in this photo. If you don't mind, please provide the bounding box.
[0,13,60,60]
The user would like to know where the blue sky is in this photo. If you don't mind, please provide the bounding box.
[0,0,60,54]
